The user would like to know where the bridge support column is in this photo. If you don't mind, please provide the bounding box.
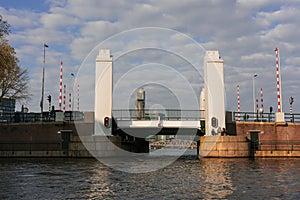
[204,51,225,136]
[95,49,113,135]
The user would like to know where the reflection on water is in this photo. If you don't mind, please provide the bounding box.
[0,157,299,199]
[84,165,115,199]
[200,159,234,199]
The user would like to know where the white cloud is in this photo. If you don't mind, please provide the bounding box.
[40,13,80,29]
[0,7,41,28]
[1,0,300,113]
[237,0,277,10]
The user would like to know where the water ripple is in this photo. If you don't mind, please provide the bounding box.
[0,157,299,199]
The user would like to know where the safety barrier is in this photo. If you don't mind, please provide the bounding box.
[233,111,300,122]
[113,109,205,121]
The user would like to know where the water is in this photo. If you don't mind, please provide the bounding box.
[0,156,299,199]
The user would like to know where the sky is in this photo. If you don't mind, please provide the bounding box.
[1,0,300,115]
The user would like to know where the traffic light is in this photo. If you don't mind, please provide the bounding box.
[211,117,218,128]
[104,117,110,128]
[290,96,294,105]
[47,95,51,103]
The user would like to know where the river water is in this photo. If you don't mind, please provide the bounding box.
[0,155,299,199]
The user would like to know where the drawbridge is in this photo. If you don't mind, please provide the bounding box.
[112,109,205,136]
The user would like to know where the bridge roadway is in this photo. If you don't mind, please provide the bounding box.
[113,109,204,136]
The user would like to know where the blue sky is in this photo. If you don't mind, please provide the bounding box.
[1,0,300,114]
[0,0,49,11]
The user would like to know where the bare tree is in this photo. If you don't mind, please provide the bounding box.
[0,17,29,102]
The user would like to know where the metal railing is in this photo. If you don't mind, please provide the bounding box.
[113,109,205,121]
[284,114,300,122]
[0,112,44,123]
[254,140,300,151]
[0,111,84,124]
[233,112,300,123]
[233,112,275,122]
[0,142,62,151]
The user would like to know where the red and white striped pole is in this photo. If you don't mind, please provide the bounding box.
[77,84,80,111]
[58,61,63,110]
[69,93,72,111]
[275,47,282,112]
[256,98,258,120]
[63,84,66,111]
[260,87,264,119]
[237,85,240,121]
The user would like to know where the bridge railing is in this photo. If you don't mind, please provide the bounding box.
[233,112,300,122]
[284,114,300,122]
[0,111,84,123]
[112,109,205,121]
[233,112,275,122]
[253,140,300,151]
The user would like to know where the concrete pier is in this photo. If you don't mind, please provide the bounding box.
[199,136,249,158]
[199,121,300,158]
[0,121,149,158]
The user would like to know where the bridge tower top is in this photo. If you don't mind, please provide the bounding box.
[96,49,112,61]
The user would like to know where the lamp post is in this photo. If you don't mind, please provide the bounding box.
[252,74,258,120]
[0,15,2,37]
[71,73,75,120]
[40,43,49,120]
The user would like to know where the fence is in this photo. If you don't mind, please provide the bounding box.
[0,111,84,124]
[112,109,205,121]
[251,140,300,151]
[233,112,300,123]
[0,142,61,151]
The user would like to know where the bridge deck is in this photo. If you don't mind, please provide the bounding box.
[116,119,201,129]
[113,109,203,129]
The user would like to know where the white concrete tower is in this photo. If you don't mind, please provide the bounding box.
[200,87,206,120]
[94,49,113,135]
[204,51,225,136]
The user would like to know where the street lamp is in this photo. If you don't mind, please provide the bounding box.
[40,43,49,120]
[252,74,258,120]
[71,73,75,119]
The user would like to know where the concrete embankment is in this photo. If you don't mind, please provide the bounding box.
[199,135,249,157]
[2,120,300,158]
[237,121,300,157]
[0,121,148,158]
[199,121,300,158]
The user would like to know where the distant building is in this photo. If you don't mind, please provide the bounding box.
[0,98,16,122]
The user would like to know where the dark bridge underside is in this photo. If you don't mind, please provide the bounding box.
[113,127,203,138]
